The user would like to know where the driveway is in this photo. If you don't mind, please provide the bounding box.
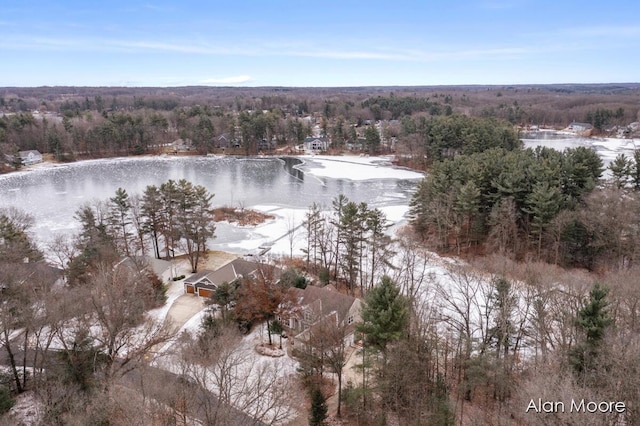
[164,294,207,332]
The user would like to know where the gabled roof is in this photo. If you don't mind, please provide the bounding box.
[290,285,356,324]
[184,269,215,285]
[184,258,264,290]
[18,150,42,157]
[303,136,329,142]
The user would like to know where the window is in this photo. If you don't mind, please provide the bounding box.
[304,309,312,322]
[347,315,354,325]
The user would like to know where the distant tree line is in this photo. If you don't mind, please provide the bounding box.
[3,84,639,170]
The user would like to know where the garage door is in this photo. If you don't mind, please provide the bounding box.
[198,288,213,298]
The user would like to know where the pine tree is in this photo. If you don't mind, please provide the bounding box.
[365,208,392,290]
[525,181,562,257]
[108,187,132,256]
[633,149,640,190]
[339,201,364,295]
[308,387,328,426]
[570,282,613,378]
[357,275,409,355]
[159,179,180,259]
[175,180,215,273]
[455,181,481,249]
[331,194,349,281]
[141,185,164,259]
[609,153,632,189]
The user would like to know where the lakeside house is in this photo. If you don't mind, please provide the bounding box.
[18,150,43,165]
[303,136,330,151]
[567,122,594,136]
[183,258,262,298]
[283,284,362,349]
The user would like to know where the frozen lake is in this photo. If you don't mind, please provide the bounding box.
[522,131,638,169]
[0,155,423,255]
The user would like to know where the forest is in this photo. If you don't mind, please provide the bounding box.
[1,84,640,425]
[1,84,639,169]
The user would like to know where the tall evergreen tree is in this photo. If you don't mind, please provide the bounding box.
[308,387,328,426]
[609,153,633,189]
[357,275,409,355]
[141,184,163,259]
[107,187,132,257]
[159,179,179,259]
[175,179,215,273]
[364,125,381,154]
[339,201,364,295]
[525,181,562,257]
[331,194,349,281]
[365,208,392,290]
[570,282,613,379]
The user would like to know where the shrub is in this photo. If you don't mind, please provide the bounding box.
[0,385,14,415]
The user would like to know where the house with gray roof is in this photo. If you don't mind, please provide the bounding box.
[567,122,594,136]
[183,258,262,298]
[303,137,330,151]
[283,284,362,348]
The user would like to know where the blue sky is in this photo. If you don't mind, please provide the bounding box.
[1,1,639,87]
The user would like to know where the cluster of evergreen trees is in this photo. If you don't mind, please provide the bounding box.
[396,115,521,168]
[68,179,215,285]
[362,95,448,119]
[410,146,603,259]
[303,195,393,296]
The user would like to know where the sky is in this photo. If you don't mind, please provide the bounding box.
[1,0,639,87]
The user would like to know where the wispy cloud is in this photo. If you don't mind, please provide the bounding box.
[2,34,540,63]
[200,75,252,84]
[143,3,174,12]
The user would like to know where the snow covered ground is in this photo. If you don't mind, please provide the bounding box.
[523,136,639,170]
[153,320,301,425]
[210,155,422,257]
[299,154,424,181]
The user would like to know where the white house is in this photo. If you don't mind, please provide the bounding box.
[18,150,43,166]
[303,137,330,151]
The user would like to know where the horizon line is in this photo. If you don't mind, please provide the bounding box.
[2,82,640,90]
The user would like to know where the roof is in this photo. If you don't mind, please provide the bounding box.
[184,258,263,289]
[129,256,172,277]
[569,122,593,129]
[18,150,42,157]
[290,285,356,324]
[303,137,329,143]
[184,269,215,285]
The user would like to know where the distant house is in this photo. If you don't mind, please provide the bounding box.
[18,150,43,165]
[116,256,174,284]
[257,139,275,151]
[346,138,366,151]
[567,122,594,135]
[216,134,231,149]
[303,137,330,151]
[183,258,262,298]
[171,138,193,152]
[283,285,362,348]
